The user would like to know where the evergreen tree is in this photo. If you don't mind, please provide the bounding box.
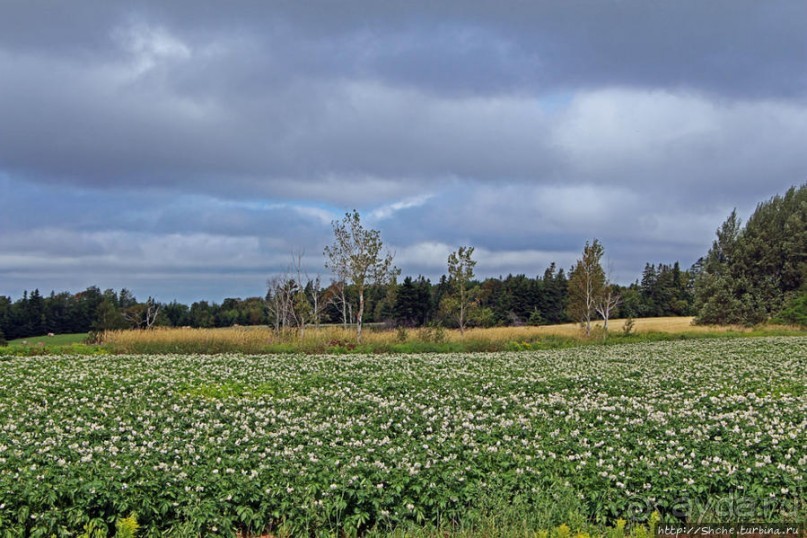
[393,276,432,327]
[639,263,658,316]
[163,301,191,327]
[93,298,128,331]
[695,185,807,325]
[189,301,216,328]
[544,266,570,324]
[694,210,752,324]
[0,296,10,340]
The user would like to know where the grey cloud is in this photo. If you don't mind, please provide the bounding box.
[1,1,805,301]
[2,2,805,205]
[553,90,807,205]
[379,182,730,283]
[3,1,804,98]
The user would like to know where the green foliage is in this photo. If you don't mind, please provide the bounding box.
[775,291,807,326]
[469,306,496,328]
[77,513,138,538]
[0,338,804,536]
[92,298,128,331]
[115,513,140,538]
[444,246,478,334]
[324,210,399,340]
[0,329,6,347]
[179,380,281,399]
[77,520,109,538]
[696,184,807,325]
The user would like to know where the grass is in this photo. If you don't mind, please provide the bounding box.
[97,317,807,355]
[4,318,802,356]
[0,332,108,357]
[7,332,89,346]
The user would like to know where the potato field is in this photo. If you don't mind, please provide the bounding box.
[0,338,805,536]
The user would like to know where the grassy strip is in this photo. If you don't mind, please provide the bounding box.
[6,332,89,346]
[0,333,104,357]
[4,320,803,356]
[98,322,805,355]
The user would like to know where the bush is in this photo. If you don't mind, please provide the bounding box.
[0,329,7,347]
[622,317,636,336]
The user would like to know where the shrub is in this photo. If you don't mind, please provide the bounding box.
[622,317,636,336]
[528,308,545,326]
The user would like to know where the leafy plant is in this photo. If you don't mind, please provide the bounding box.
[0,338,804,535]
[116,513,140,538]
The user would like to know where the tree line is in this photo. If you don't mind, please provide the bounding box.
[1,183,804,344]
[0,265,694,343]
[0,257,695,345]
[694,184,807,325]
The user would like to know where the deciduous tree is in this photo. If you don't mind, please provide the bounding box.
[445,246,477,334]
[567,239,606,337]
[324,210,398,341]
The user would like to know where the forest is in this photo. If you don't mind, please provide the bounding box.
[1,184,805,342]
[0,261,693,341]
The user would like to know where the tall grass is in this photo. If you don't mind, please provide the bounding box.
[99,317,806,355]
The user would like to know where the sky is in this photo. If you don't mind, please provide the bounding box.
[1,1,806,304]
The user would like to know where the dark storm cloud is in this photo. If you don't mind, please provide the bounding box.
[2,1,805,199]
[2,1,804,97]
[1,1,806,300]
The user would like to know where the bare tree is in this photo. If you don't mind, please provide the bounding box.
[324,210,398,341]
[287,251,312,337]
[266,251,327,337]
[123,297,161,330]
[595,284,621,332]
[306,274,333,329]
[265,276,289,332]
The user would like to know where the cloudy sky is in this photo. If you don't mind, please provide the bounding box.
[1,1,806,303]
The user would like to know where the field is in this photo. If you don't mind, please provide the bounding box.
[6,333,88,347]
[0,337,805,537]
[97,317,805,355]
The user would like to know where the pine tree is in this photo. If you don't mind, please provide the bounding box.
[695,184,807,325]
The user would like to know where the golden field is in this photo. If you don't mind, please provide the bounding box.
[98,316,801,354]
